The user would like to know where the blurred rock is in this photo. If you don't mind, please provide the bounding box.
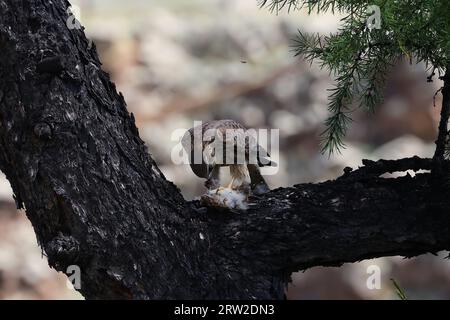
[0,204,83,299]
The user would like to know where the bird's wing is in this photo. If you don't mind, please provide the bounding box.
[205,120,275,167]
[243,131,275,167]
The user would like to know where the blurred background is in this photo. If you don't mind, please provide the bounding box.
[0,0,448,299]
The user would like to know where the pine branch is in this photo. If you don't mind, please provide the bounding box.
[267,0,450,155]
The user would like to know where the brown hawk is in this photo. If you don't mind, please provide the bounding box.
[181,120,274,195]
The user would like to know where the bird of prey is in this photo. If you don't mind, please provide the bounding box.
[181,120,274,195]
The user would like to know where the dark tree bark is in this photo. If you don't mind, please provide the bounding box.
[1,0,450,299]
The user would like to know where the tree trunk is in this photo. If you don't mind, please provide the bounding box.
[433,67,450,160]
[0,0,450,299]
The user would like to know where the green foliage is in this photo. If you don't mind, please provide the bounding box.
[261,0,450,154]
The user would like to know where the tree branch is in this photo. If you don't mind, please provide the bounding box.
[1,0,450,300]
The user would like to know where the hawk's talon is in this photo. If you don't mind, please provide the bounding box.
[237,184,251,195]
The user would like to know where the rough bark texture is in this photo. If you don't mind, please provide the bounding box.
[433,68,450,160]
[0,0,450,300]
